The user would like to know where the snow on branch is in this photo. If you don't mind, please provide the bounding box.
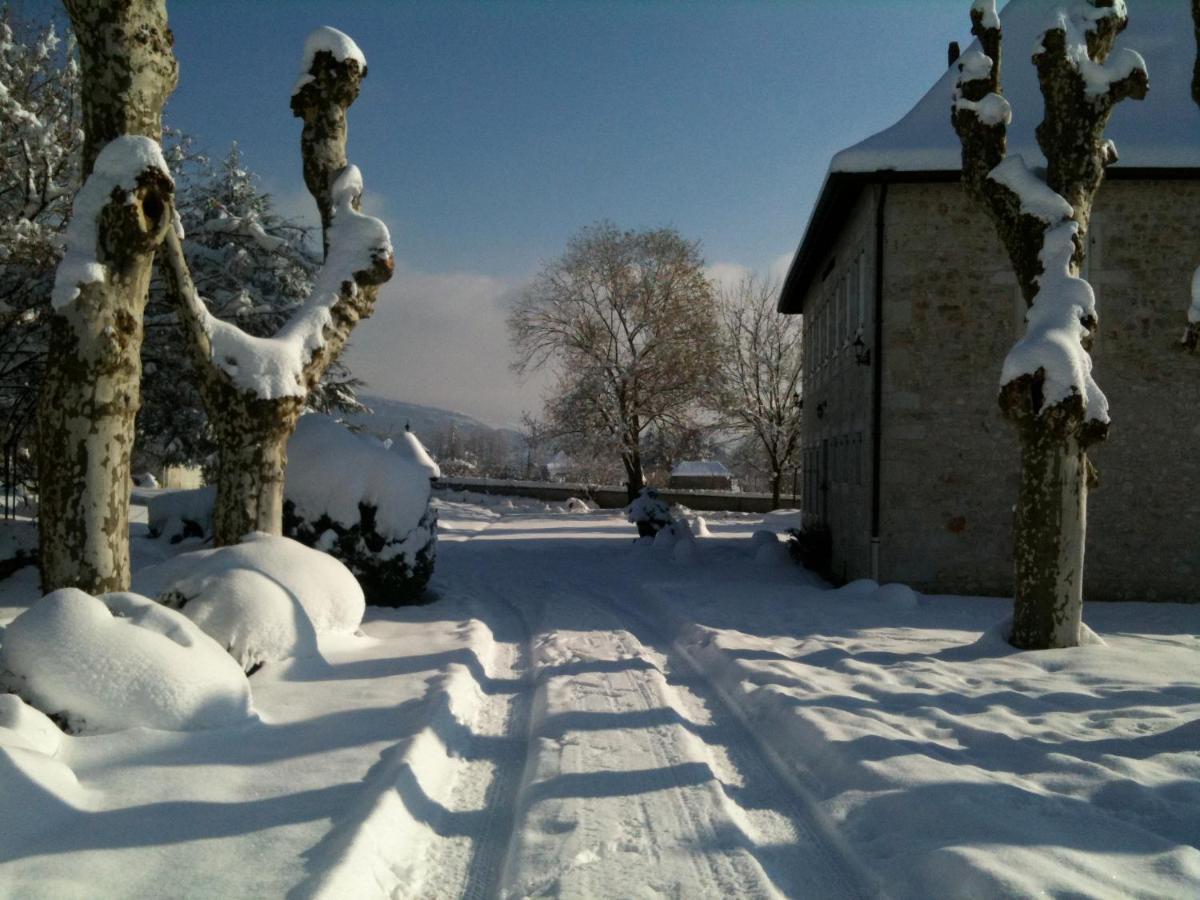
[1001,221,1108,423]
[52,135,173,309]
[163,167,391,400]
[988,155,1073,222]
[291,26,366,97]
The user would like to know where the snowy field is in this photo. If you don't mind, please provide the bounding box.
[0,494,1197,898]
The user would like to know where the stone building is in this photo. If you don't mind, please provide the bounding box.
[779,0,1200,601]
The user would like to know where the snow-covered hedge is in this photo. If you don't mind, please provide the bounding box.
[146,486,216,543]
[136,532,364,673]
[0,588,253,733]
[284,415,437,606]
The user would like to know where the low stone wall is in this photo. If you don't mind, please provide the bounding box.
[435,477,783,514]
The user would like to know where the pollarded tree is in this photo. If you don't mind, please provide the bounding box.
[38,0,177,593]
[138,143,364,474]
[509,222,720,502]
[710,275,803,508]
[159,27,393,545]
[951,0,1147,648]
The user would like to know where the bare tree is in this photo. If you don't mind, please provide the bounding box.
[952,0,1147,648]
[38,0,177,592]
[159,28,393,545]
[509,222,719,501]
[710,275,802,508]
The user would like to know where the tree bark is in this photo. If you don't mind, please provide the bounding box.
[161,34,390,545]
[38,0,176,593]
[952,1,1144,649]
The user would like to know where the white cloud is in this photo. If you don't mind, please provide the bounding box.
[342,262,549,428]
[704,261,753,293]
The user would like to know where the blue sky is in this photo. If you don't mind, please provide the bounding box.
[24,0,976,425]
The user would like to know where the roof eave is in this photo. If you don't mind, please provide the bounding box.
[777,165,1200,316]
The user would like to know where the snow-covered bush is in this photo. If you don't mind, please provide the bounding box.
[690,515,711,537]
[284,415,436,606]
[625,487,672,538]
[0,588,252,733]
[565,497,590,513]
[146,486,215,543]
[135,532,364,673]
[784,525,832,575]
[391,428,440,480]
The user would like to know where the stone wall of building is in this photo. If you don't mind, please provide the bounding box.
[798,185,879,582]
[877,179,1200,602]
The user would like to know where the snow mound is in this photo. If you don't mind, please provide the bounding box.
[565,497,590,513]
[393,429,440,479]
[877,582,919,610]
[750,529,780,548]
[690,516,712,537]
[0,693,62,756]
[288,415,430,542]
[136,532,364,672]
[146,486,216,543]
[0,588,252,733]
[753,536,791,567]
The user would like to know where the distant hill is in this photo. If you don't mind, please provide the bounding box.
[345,396,524,454]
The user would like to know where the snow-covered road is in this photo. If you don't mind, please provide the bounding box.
[432,512,872,899]
[2,497,1197,898]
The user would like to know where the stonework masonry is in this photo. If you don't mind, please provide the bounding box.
[801,177,1200,602]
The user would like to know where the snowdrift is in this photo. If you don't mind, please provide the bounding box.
[136,532,364,672]
[0,588,252,733]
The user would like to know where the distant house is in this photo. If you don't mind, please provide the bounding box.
[669,460,735,492]
[779,0,1200,601]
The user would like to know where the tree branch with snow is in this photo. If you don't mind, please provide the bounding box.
[950,0,1147,650]
[160,26,394,545]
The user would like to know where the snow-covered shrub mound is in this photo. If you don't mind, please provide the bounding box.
[136,532,364,673]
[392,428,440,479]
[0,693,62,756]
[626,487,672,538]
[146,486,216,543]
[753,533,791,567]
[690,516,711,538]
[0,589,252,733]
[565,496,591,513]
[284,415,437,606]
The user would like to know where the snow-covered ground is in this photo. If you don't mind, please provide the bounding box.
[0,496,1197,898]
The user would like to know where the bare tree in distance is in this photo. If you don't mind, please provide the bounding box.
[508,222,720,502]
[710,275,802,508]
[952,0,1147,648]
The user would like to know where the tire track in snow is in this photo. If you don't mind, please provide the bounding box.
[572,582,885,899]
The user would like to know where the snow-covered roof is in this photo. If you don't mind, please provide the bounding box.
[780,0,1199,314]
[670,460,732,478]
[834,0,1198,174]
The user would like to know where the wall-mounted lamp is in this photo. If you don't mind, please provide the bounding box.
[853,333,872,367]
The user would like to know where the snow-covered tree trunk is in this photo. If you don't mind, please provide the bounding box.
[38,0,177,592]
[952,0,1146,649]
[161,28,391,546]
